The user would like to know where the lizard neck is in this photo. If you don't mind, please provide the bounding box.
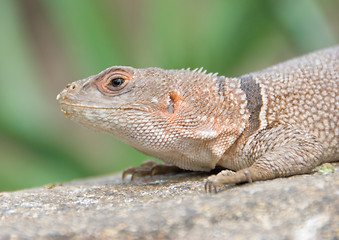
[217,74,268,171]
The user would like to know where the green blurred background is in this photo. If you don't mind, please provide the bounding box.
[0,0,338,192]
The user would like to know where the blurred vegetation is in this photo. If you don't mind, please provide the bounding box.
[0,0,338,192]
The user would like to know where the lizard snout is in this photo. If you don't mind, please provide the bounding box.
[56,80,83,103]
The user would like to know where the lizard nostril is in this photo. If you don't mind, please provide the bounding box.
[57,82,81,102]
[65,83,80,93]
[65,83,77,90]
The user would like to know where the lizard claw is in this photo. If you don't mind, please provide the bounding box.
[122,160,186,180]
[122,167,153,181]
[205,169,253,193]
[204,178,219,193]
[122,160,158,180]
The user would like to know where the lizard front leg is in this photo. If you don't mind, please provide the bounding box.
[206,125,324,193]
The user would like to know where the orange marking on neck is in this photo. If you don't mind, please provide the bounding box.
[158,91,186,123]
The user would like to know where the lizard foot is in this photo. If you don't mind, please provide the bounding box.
[205,169,251,193]
[122,160,186,180]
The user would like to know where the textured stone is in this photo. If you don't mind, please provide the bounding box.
[0,163,338,240]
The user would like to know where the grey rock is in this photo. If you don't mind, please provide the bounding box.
[0,164,338,240]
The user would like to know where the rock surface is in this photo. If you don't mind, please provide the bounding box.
[0,163,338,240]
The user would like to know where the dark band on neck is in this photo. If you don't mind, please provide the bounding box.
[240,74,263,133]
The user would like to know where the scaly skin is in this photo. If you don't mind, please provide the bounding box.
[57,46,338,192]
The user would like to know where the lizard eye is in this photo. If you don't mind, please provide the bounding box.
[100,71,131,93]
[108,77,125,89]
[95,69,133,95]
[106,75,128,91]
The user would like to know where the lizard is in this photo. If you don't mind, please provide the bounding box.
[57,46,338,192]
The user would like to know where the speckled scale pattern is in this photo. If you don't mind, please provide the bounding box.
[251,46,338,162]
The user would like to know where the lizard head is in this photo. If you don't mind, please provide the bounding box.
[57,66,249,171]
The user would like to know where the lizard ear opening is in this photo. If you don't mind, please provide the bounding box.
[166,91,183,115]
[167,94,175,114]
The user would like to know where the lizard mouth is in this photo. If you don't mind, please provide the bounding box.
[59,103,118,119]
[59,102,115,110]
[59,103,127,119]
[59,102,143,113]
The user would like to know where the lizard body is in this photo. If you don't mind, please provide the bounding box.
[57,46,338,191]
